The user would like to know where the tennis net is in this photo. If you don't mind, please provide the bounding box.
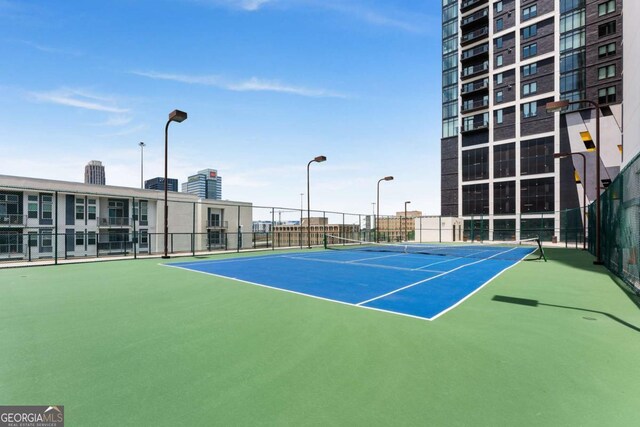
[324,235,546,262]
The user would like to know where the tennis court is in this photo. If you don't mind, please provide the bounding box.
[168,239,542,320]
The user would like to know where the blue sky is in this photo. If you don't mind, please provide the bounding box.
[0,0,442,217]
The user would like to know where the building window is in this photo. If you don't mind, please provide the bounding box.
[88,199,96,220]
[28,195,38,219]
[442,118,458,138]
[494,181,516,214]
[462,147,489,182]
[462,184,489,216]
[495,91,504,103]
[139,229,149,249]
[495,109,504,124]
[522,24,537,40]
[495,73,504,85]
[522,4,537,21]
[76,231,85,246]
[494,143,515,178]
[496,54,503,67]
[598,86,616,104]
[28,231,38,247]
[495,37,503,49]
[41,194,53,220]
[598,0,615,16]
[521,137,554,175]
[522,63,538,76]
[496,18,503,32]
[40,229,53,252]
[522,82,537,96]
[139,200,148,225]
[522,43,537,59]
[75,197,85,220]
[598,21,616,37]
[87,231,96,246]
[521,178,555,213]
[560,9,585,33]
[598,64,615,80]
[560,29,586,52]
[598,42,616,57]
[522,101,538,118]
[495,1,503,13]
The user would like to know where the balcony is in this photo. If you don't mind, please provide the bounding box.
[461,0,488,13]
[461,99,489,114]
[0,214,26,227]
[461,26,489,45]
[98,217,130,227]
[461,7,488,28]
[462,78,489,95]
[461,120,489,133]
[461,43,489,62]
[207,220,229,229]
[461,62,489,80]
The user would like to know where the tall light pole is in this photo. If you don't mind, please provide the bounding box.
[554,152,587,250]
[139,141,146,189]
[546,100,602,264]
[404,201,411,242]
[162,109,188,259]
[306,155,326,248]
[376,176,394,242]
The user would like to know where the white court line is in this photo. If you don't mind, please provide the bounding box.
[412,256,463,270]
[162,263,435,322]
[346,253,407,263]
[429,247,535,320]
[283,255,444,273]
[356,246,521,306]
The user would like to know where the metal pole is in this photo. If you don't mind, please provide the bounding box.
[307,161,312,248]
[376,180,381,243]
[139,142,145,189]
[593,102,603,264]
[163,120,170,259]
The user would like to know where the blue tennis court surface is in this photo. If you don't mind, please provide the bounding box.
[167,245,535,320]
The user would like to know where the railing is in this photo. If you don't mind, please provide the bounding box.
[0,214,27,226]
[461,43,489,61]
[461,62,489,78]
[461,99,489,113]
[461,7,488,27]
[462,78,489,94]
[207,220,229,229]
[98,217,130,227]
[461,0,488,12]
[461,26,489,44]
[461,120,489,132]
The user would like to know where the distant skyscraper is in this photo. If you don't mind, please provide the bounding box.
[182,169,222,200]
[145,177,178,192]
[85,160,105,185]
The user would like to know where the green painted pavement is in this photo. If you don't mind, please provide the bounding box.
[0,248,639,426]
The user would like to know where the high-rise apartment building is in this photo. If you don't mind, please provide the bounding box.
[441,0,623,241]
[145,177,179,192]
[85,160,106,185]
[182,169,222,200]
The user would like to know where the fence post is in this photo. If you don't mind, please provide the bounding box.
[54,191,58,265]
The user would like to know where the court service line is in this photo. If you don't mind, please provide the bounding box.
[355,246,521,306]
[283,255,444,273]
[412,256,463,270]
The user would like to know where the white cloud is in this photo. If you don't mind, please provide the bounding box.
[29,88,130,113]
[131,71,347,98]
[18,40,81,56]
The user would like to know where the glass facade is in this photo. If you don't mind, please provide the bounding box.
[442,0,458,139]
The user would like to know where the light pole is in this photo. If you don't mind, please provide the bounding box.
[162,109,188,259]
[546,99,602,264]
[554,152,587,250]
[376,176,394,242]
[139,141,145,189]
[404,201,411,242]
[306,155,326,248]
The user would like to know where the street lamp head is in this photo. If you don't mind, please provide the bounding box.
[405,201,411,204]
[314,155,327,163]
[553,153,569,159]
[545,100,570,113]
[169,109,188,123]
[384,176,394,181]
[139,141,146,147]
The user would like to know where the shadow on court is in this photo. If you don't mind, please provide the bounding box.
[492,295,640,333]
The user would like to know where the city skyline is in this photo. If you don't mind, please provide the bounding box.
[0,0,443,216]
